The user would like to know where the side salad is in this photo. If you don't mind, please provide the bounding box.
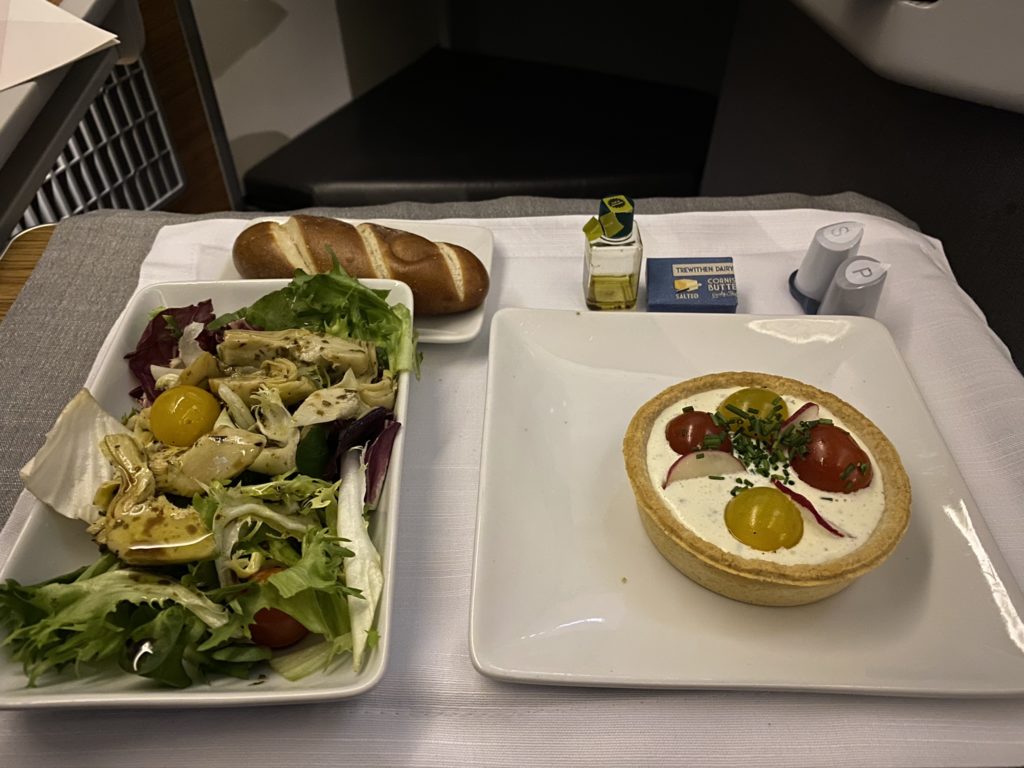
[0,267,416,688]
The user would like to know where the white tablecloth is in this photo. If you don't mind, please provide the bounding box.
[2,209,1022,767]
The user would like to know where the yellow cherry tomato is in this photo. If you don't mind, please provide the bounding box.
[150,385,220,447]
[716,387,789,438]
[725,486,803,551]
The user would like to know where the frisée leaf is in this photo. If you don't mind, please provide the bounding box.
[0,563,230,686]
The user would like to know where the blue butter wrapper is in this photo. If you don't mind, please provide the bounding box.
[646,257,737,313]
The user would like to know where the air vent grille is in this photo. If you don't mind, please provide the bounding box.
[12,58,183,236]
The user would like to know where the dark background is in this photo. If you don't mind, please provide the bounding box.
[700,0,1024,369]
[168,0,1024,368]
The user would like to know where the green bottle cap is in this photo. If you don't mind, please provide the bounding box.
[583,195,635,242]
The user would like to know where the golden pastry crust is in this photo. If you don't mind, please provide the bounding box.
[623,372,912,606]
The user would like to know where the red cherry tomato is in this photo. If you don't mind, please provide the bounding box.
[665,410,732,455]
[249,568,309,649]
[790,424,872,493]
[250,607,309,649]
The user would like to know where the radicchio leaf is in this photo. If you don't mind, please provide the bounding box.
[365,420,400,510]
[124,301,218,401]
[333,408,389,459]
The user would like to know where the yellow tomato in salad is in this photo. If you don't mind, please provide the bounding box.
[150,385,220,447]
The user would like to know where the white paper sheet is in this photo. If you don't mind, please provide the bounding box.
[0,0,118,92]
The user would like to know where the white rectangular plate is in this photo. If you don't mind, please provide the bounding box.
[191,218,493,345]
[0,279,410,708]
[469,309,1024,696]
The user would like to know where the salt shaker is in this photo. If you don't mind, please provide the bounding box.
[789,221,864,313]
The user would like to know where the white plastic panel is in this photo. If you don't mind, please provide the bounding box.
[792,0,1024,114]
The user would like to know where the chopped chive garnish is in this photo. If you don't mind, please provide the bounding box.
[703,434,723,449]
[821,496,834,501]
[696,453,705,459]
[840,463,856,480]
[708,475,725,480]
[682,405,694,412]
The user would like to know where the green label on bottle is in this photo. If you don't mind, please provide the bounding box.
[583,195,636,242]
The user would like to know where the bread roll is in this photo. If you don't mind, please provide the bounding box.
[233,215,490,316]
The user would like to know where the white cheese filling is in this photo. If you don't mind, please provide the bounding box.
[645,388,885,565]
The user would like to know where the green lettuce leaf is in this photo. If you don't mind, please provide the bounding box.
[209,263,419,375]
[0,565,230,686]
[198,529,357,675]
[268,528,356,600]
[269,634,353,681]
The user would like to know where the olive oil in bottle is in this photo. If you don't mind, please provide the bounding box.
[583,195,643,311]
[585,272,639,310]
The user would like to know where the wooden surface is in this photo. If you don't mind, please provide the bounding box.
[140,1,233,213]
[0,225,54,323]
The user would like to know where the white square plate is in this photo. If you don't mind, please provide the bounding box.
[469,309,1024,696]
[192,218,493,345]
[0,279,411,708]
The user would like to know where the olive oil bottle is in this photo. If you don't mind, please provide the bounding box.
[583,195,643,310]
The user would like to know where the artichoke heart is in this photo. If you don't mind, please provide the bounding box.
[217,328,375,376]
[149,426,266,496]
[292,383,362,426]
[337,368,397,412]
[209,357,315,407]
[354,370,396,411]
[215,384,256,429]
[91,434,216,565]
[178,350,221,388]
[249,387,300,475]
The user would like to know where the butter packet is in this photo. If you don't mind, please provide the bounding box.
[646,257,737,313]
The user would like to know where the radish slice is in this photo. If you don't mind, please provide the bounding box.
[664,450,745,487]
[772,479,846,538]
[780,402,820,432]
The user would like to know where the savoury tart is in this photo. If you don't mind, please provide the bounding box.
[622,372,912,606]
